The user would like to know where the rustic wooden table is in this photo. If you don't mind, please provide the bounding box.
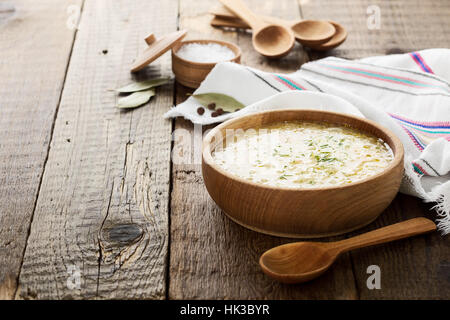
[0,0,449,300]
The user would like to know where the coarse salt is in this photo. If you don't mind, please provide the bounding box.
[176,42,235,63]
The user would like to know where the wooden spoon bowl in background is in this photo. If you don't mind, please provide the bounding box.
[219,0,295,58]
[252,24,295,58]
[307,21,347,51]
[290,19,335,46]
[211,16,347,51]
[211,5,337,47]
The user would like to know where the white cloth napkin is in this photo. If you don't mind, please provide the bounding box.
[165,49,450,234]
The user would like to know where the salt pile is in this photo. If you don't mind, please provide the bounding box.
[176,42,235,63]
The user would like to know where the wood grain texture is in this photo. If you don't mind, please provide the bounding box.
[16,0,177,299]
[299,0,450,59]
[169,0,358,299]
[299,0,450,299]
[348,195,450,299]
[0,0,81,299]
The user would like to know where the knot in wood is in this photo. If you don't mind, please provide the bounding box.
[101,223,143,247]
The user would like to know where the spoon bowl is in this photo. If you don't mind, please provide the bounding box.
[290,20,335,46]
[253,24,295,58]
[259,218,436,284]
[260,242,336,284]
[308,21,348,51]
[220,0,295,58]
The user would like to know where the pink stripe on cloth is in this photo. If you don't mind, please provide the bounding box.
[282,76,307,90]
[318,62,442,87]
[412,161,429,175]
[389,113,450,127]
[272,75,299,90]
[400,126,425,151]
[317,64,422,88]
[410,52,435,74]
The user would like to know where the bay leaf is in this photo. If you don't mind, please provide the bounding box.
[117,89,155,109]
[191,93,245,113]
[116,77,170,93]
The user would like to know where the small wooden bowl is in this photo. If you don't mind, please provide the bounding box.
[202,109,404,238]
[171,39,241,88]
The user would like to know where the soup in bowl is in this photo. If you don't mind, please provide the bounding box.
[202,109,404,238]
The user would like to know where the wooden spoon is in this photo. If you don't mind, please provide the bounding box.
[211,16,345,50]
[219,0,295,58]
[210,15,250,29]
[264,16,335,47]
[211,5,336,46]
[305,21,347,51]
[260,218,436,284]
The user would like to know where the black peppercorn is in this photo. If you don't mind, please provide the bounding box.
[197,107,205,115]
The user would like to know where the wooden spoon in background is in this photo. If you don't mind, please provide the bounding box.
[211,5,336,47]
[307,21,347,51]
[219,0,295,58]
[211,16,347,51]
[260,218,436,284]
[210,15,250,29]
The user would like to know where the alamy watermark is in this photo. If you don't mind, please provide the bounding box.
[66,4,81,30]
[66,265,81,290]
[366,265,381,289]
[367,5,381,30]
[171,125,287,166]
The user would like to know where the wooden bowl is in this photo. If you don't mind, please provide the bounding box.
[202,109,404,238]
[171,39,241,88]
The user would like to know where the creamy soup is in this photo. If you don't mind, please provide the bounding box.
[212,121,393,188]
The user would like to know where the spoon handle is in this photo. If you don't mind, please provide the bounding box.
[219,0,264,30]
[334,217,436,253]
[211,16,292,29]
[211,16,250,29]
[211,6,295,26]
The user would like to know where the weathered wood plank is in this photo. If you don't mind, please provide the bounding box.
[300,0,450,59]
[350,195,450,299]
[0,0,81,299]
[169,0,358,299]
[16,0,177,299]
[299,0,450,299]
